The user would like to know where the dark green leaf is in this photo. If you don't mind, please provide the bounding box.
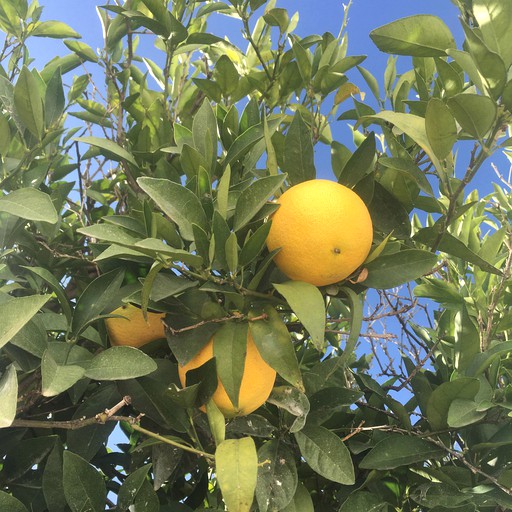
[137,177,208,241]
[283,112,316,185]
[117,464,152,510]
[249,306,303,389]
[379,157,434,196]
[239,221,272,267]
[370,15,456,57]
[360,434,444,469]
[0,188,58,223]
[256,440,297,512]
[364,250,438,289]
[447,398,486,428]
[216,438,258,512]
[339,492,387,512]
[273,281,326,351]
[281,483,314,512]
[71,269,124,337]
[0,294,51,349]
[295,426,354,484]
[41,348,86,397]
[63,451,106,512]
[339,132,376,188]
[42,443,66,512]
[233,174,286,231]
[214,322,248,408]
[45,68,65,126]
[84,346,158,380]
[268,386,310,433]
[368,183,411,239]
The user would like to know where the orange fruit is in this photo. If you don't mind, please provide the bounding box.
[178,330,276,418]
[266,179,373,286]
[105,304,165,348]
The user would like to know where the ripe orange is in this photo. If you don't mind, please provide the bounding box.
[105,304,166,348]
[178,330,276,418]
[266,179,373,286]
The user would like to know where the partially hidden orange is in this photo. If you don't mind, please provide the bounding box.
[105,304,166,348]
[178,330,276,418]
[266,179,373,286]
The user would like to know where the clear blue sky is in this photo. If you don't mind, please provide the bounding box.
[31,0,505,198]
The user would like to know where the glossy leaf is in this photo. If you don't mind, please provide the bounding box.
[216,437,258,512]
[364,250,438,289]
[0,188,58,223]
[283,111,316,185]
[213,322,248,408]
[0,294,51,349]
[295,426,355,484]
[0,365,17,428]
[84,346,157,381]
[233,174,286,231]
[359,434,444,469]
[273,281,326,351]
[339,132,376,188]
[138,177,208,241]
[62,451,106,512]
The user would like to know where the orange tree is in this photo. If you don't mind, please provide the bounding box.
[1,0,512,510]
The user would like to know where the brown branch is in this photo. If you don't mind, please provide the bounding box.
[11,396,215,461]
[164,312,268,335]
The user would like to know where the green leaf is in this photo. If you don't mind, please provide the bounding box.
[283,112,316,185]
[45,68,65,126]
[213,322,248,408]
[281,483,314,512]
[215,55,240,97]
[63,451,106,512]
[339,492,388,512]
[447,398,486,428]
[249,306,303,390]
[379,157,434,196]
[263,8,289,33]
[239,221,272,267]
[192,99,218,174]
[292,40,312,83]
[117,464,152,510]
[339,132,376,188]
[216,437,258,512]
[63,40,98,62]
[364,250,438,289]
[0,294,51,349]
[75,136,137,166]
[84,346,158,381]
[370,15,456,57]
[71,269,124,337]
[362,111,441,172]
[473,0,512,68]
[31,20,81,38]
[0,365,17,428]
[42,442,66,512]
[0,188,58,223]
[137,177,208,241]
[337,287,364,368]
[41,349,86,397]
[78,223,139,246]
[14,66,44,139]
[22,266,72,323]
[359,434,444,470]
[256,440,297,512]
[268,386,310,433]
[414,227,501,275]
[426,377,480,430]
[206,399,226,446]
[294,426,355,484]
[0,491,28,512]
[447,94,497,140]
[273,281,326,351]
[454,305,481,372]
[425,98,457,160]
[225,231,239,274]
[233,174,286,231]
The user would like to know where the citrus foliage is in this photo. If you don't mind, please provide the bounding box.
[0,0,512,511]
